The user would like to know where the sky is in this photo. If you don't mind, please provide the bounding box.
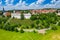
[0,0,60,10]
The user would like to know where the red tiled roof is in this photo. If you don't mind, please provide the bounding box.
[5,12,11,16]
[30,9,56,13]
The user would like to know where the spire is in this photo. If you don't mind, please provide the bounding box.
[2,7,5,13]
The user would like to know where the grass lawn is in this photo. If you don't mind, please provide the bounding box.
[0,29,60,40]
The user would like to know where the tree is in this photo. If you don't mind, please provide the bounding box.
[36,20,40,25]
[21,13,24,20]
[30,15,37,20]
[31,23,35,28]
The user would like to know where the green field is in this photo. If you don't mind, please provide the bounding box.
[0,29,60,40]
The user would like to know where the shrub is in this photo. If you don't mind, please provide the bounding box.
[15,28,19,32]
[51,27,57,30]
[58,22,60,26]
[39,24,45,29]
[26,26,29,29]
[50,24,57,30]
[36,20,40,25]
[31,23,35,28]
[0,25,3,29]
[33,30,36,33]
[20,28,24,33]
[30,15,37,20]
[35,25,40,29]
[21,13,24,20]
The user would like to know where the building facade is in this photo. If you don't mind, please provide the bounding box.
[11,10,31,19]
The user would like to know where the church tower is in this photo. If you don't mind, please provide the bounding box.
[2,7,5,14]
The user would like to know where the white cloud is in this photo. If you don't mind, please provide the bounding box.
[36,0,45,4]
[15,0,29,10]
[16,0,26,6]
[55,0,60,8]
[0,6,2,10]
[5,0,14,5]
[43,0,60,8]
[0,1,2,10]
[0,0,60,10]
[11,0,14,3]
[28,0,60,9]
[43,3,55,8]
[5,0,9,5]
[28,0,45,9]
[51,0,57,3]
[0,1,2,5]
[2,0,14,10]
[4,4,14,10]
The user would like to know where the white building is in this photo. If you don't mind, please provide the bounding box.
[11,13,21,19]
[11,10,21,19]
[24,13,31,19]
[11,10,31,19]
[57,10,60,15]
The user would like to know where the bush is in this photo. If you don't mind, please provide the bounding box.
[21,13,24,20]
[3,23,18,31]
[30,15,37,20]
[51,27,57,30]
[26,26,29,29]
[50,24,58,30]
[33,30,36,33]
[38,24,45,29]
[0,25,3,29]
[31,23,35,28]
[58,22,60,26]
[35,25,40,29]
[36,20,40,25]
[20,28,24,33]
[15,28,19,32]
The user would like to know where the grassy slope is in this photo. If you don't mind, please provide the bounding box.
[10,19,33,26]
[0,29,60,40]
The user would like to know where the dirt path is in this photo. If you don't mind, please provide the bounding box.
[3,18,12,28]
[17,28,50,34]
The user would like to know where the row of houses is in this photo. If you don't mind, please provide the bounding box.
[3,10,31,19]
[30,9,56,14]
[1,8,60,19]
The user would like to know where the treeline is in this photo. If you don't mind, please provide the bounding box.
[30,13,59,30]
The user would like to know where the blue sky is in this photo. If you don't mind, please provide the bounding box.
[0,0,60,10]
